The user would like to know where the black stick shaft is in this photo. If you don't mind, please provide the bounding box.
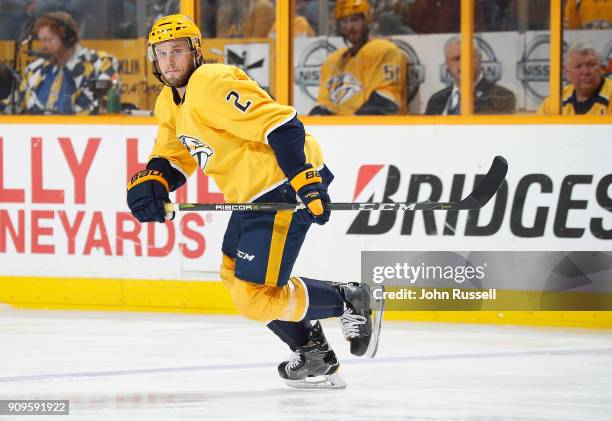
[164,156,508,214]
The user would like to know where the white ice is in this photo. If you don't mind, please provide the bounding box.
[0,308,611,421]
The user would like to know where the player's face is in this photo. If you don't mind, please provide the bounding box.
[566,50,602,98]
[445,42,482,84]
[338,13,368,47]
[154,39,195,88]
[37,26,66,61]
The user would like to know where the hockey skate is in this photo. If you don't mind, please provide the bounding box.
[278,321,347,389]
[337,282,385,358]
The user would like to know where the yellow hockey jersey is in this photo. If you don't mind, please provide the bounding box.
[316,38,407,115]
[149,64,324,203]
[564,0,612,29]
[538,77,612,115]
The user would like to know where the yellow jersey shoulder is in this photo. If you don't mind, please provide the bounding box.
[189,63,248,84]
[600,77,612,99]
[361,38,401,56]
[322,48,347,66]
[186,63,258,100]
[561,84,575,101]
[324,38,401,63]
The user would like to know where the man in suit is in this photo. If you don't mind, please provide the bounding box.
[425,35,515,115]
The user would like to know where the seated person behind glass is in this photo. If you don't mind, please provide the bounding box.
[425,36,515,115]
[565,0,612,29]
[310,0,407,116]
[1,11,119,115]
[539,41,612,115]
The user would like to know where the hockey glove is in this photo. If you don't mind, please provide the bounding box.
[127,169,172,223]
[289,164,331,225]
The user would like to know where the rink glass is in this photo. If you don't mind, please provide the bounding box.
[0,1,609,118]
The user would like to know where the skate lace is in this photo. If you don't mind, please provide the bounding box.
[286,351,303,370]
[340,308,366,339]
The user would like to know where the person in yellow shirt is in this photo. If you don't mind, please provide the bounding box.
[310,0,407,115]
[539,41,612,115]
[564,0,612,29]
[126,14,383,389]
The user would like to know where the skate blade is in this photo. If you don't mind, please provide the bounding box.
[364,284,385,358]
[284,373,347,390]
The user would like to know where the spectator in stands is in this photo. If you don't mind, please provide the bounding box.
[539,41,612,115]
[425,35,515,115]
[0,11,119,114]
[565,0,612,29]
[310,0,406,116]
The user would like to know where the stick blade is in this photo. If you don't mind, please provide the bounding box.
[459,155,508,209]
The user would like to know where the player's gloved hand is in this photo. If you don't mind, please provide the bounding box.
[127,169,173,223]
[289,164,331,225]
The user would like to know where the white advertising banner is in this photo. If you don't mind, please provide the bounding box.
[0,124,611,281]
[295,124,612,280]
[0,124,230,280]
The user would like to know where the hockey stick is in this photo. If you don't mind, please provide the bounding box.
[164,156,507,214]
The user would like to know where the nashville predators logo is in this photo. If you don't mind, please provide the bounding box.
[178,135,214,171]
[327,72,362,105]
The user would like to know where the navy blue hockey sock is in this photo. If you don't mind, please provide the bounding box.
[298,277,344,320]
[267,320,312,351]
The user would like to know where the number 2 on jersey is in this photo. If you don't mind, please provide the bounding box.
[226,91,252,112]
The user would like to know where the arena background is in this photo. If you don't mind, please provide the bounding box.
[1,1,611,330]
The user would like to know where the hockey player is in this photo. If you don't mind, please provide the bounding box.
[309,0,406,116]
[126,14,383,389]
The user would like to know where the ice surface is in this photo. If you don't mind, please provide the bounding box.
[0,309,611,421]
